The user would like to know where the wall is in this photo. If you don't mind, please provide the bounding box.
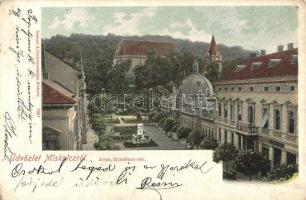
[44,51,79,95]
[43,106,77,150]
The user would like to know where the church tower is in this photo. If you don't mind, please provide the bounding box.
[204,35,222,63]
[204,35,223,78]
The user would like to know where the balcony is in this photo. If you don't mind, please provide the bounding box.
[230,119,236,126]
[236,122,258,134]
[262,129,298,144]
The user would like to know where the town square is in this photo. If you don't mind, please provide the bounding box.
[41,6,298,181]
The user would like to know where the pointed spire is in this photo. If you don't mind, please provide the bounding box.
[192,59,199,73]
[205,34,222,62]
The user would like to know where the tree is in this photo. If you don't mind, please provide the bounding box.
[157,112,168,128]
[222,57,244,73]
[148,112,155,121]
[171,121,180,132]
[206,60,219,81]
[233,149,270,181]
[106,60,130,94]
[201,138,218,150]
[90,114,106,135]
[189,129,204,149]
[177,126,192,149]
[266,164,297,182]
[136,113,143,122]
[163,118,175,137]
[171,121,181,139]
[150,112,159,127]
[213,143,238,174]
[94,135,120,150]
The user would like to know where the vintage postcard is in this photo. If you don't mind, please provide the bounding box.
[1,0,306,199]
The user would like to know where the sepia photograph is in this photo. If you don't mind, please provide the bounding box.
[41,6,298,181]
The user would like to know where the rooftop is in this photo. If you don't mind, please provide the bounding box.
[220,48,298,81]
[115,39,178,56]
[43,80,77,105]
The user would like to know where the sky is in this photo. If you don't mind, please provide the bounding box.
[42,6,298,53]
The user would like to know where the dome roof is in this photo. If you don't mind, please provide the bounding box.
[178,60,214,96]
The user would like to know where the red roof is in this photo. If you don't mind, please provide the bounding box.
[115,39,178,56]
[43,82,76,105]
[221,48,298,81]
[205,35,221,58]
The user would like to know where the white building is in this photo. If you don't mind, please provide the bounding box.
[215,44,298,168]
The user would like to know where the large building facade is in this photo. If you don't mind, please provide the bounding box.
[162,35,298,169]
[216,45,298,168]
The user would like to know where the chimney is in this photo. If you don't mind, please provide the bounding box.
[277,45,283,52]
[287,43,294,50]
[249,52,257,58]
[260,50,266,56]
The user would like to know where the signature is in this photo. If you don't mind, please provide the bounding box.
[136,177,183,200]
[3,112,17,163]
[136,160,212,200]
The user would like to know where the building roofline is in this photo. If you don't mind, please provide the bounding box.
[43,104,75,108]
[219,48,298,81]
[215,75,297,85]
[43,81,77,105]
[120,38,176,44]
[45,50,81,72]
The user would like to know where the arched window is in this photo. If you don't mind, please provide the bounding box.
[288,111,295,134]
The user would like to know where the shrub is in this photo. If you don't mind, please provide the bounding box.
[189,129,204,149]
[234,149,270,181]
[267,164,298,181]
[113,126,137,135]
[202,138,218,150]
[213,143,238,173]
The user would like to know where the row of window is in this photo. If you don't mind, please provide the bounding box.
[218,102,296,134]
[217,129,252,150]
[217,128,297,165]
[218,85,295,92]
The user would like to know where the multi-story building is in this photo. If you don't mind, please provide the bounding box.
[215,44,298,168]
[162,35,298,169]
[43,50,88,150]
[113,39,178,70]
